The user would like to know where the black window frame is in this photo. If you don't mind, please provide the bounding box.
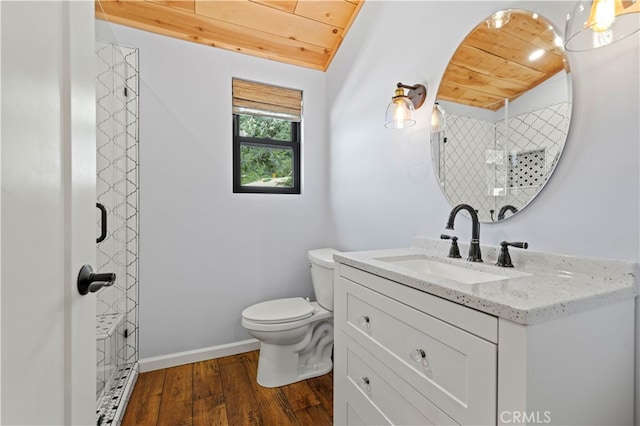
[232,114,301,194]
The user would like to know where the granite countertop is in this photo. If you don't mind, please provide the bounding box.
[334,238,638,325]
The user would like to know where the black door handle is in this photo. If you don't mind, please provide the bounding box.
[77,264,116,295]
[96,203,107,243]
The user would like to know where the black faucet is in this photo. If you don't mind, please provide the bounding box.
[445,204,482,262]
[497,204,518,220]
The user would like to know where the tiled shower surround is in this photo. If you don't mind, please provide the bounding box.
[95,40,139,425]
[434,102,570,222]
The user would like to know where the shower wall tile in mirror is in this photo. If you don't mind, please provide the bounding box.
[95,40,139,425]
[434,101,570,222]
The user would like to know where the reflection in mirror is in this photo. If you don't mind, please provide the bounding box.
[431,9,572,223]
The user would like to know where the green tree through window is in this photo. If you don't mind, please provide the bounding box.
[238,115,293,186]
[233,114,301,194]
[239,115,292,140]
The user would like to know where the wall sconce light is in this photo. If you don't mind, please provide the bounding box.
[431,102,446,133]
[384,82,427,129]
[565,0,640,51]
[486,10,511,29]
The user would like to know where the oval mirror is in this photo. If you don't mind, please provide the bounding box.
[431,9,572,223]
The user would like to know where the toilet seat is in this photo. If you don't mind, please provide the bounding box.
[242,297,314,324]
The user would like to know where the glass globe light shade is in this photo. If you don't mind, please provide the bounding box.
[430,102,446,133]
[385,93,416,129]
[565,0,640,51]
[486,10,511,29]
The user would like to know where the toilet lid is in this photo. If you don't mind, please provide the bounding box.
[242,297,314,324]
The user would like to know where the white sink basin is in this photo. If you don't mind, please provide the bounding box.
[377,256,510,284]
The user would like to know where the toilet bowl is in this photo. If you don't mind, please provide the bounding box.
[241,248,338,388]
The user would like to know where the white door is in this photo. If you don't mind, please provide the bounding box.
[1,1,97,424]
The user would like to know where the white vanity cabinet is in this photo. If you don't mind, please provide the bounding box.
[333,262,635,426]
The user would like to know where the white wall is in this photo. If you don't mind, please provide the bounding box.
[327,1,640,262]
[96,21,329,359]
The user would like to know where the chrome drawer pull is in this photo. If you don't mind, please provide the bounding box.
[410,348,429,367]
[357,315,371,329]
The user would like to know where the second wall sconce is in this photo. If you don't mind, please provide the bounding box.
[565,0,640,51]
[431,102,446,133]
[384,82,427,129]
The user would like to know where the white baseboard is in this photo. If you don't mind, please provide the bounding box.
[139,339,261,373]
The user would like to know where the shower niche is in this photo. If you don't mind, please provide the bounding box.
[95,40,139,424]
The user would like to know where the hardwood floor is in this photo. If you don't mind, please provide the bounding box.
[122,350,333,426]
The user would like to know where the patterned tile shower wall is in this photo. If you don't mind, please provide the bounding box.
[436,102,569,222]
[95,41,139,404]
[495,102,569,215]
[436,114,495,221]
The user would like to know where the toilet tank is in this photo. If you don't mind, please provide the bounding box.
[308,248,338,311]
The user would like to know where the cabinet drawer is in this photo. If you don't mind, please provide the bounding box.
[340,277,496,425]
[342,334,458,426]
[340,264,497,342]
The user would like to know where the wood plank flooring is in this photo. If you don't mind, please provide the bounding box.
[122,350,333,426]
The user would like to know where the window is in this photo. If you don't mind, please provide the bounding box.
[232,79,302,194]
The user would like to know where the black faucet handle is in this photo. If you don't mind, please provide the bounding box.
[440,234,462,258]
[496,241,528,267]
[504,241,528,249]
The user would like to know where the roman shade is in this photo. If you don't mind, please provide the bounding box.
[232,78,302,122]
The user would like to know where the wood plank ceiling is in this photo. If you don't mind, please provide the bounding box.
[437,11,568,111]
[95,0,364,71]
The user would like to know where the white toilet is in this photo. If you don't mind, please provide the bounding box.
[241,248,338,388]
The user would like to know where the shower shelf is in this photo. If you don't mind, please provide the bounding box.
[97,313,123,340]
